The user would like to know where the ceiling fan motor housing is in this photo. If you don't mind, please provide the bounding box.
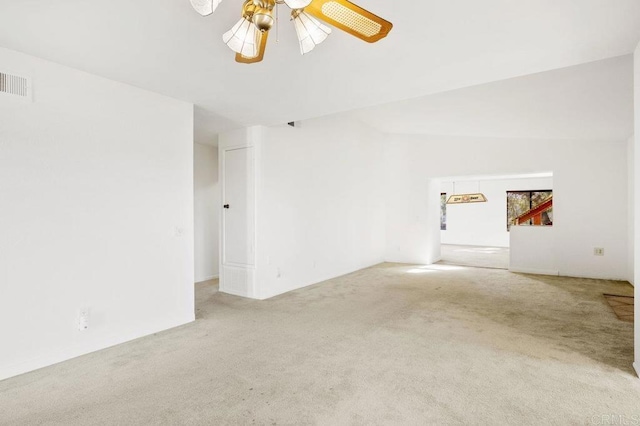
[251,0,275,31]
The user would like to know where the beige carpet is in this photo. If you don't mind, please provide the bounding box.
[440,244,509,269]
[0,263,638,424]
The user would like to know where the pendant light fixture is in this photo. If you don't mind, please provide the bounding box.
[446,180,488,204]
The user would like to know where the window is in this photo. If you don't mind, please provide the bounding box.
[440,193,447,230]
[507,190,552,230]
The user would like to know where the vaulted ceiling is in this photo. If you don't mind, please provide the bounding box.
[1,0,639,143]
[351,55,634,141]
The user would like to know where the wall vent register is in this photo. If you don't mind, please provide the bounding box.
[0,71,31,100]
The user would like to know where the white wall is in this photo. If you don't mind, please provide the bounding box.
[509,226,557,275]
[633,42,640,378]
[386,134,628,281]
[628,135,635,286]
[253,118,387,299]
[441,177,553,247]
[0,48,195,381]
[194,143,219,282]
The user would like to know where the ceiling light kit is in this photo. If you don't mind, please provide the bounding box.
[190,0,392,63]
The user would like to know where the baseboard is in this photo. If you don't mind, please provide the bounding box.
[258,260,385,300]
[509,267,559,276]
[0,314,194,382]
[552,272,629,281]
[219,286,253,299]
[195,274,218,284]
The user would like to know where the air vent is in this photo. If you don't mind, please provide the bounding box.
[0,71,31,101]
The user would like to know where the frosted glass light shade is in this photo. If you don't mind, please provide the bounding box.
[223,18,259,58]
[284,0,313,8]
[190,0,222,16]
[293,11,331,55]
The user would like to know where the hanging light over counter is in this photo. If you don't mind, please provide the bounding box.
[446,181,488,204]
[446,194,488,204]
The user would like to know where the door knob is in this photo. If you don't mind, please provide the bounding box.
[224,204,230,209]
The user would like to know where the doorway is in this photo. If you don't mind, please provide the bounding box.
[439,244,509,269]
[438,173,554,269]
[222,146,255,267]
[219,145,257,298]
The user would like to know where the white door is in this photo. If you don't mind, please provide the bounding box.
[223,147,255,266]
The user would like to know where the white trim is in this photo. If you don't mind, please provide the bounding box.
[195,275,218,283]
[0,314,194,382]
[224,261,254,268]
[509,267,560,276]
[634,362,639,379]
[219,286,253,299]
[259,260,385,300]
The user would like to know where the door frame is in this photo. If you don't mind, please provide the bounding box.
[221,145,256,268]
[219,143,258,298]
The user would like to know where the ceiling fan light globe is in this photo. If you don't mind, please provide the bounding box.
[284,0,313,8]
[223,17,260,58]
[292,10,331,55]
[190,0,222,16]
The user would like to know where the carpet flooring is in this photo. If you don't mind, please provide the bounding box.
[439,244,509,269]
[0,263,638,425]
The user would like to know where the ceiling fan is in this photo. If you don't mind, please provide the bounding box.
[189,0,392,64]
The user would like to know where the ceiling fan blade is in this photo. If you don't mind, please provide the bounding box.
[190,0,221,16]
[305,0,392,43]
[235,30,269,64]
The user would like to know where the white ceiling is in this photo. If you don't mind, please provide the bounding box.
[350,55,634,140]
[440,172,554,183]
[0,1,639,144]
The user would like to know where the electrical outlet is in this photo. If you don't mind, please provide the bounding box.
[594,248,605,256]
[78,309,89,331]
